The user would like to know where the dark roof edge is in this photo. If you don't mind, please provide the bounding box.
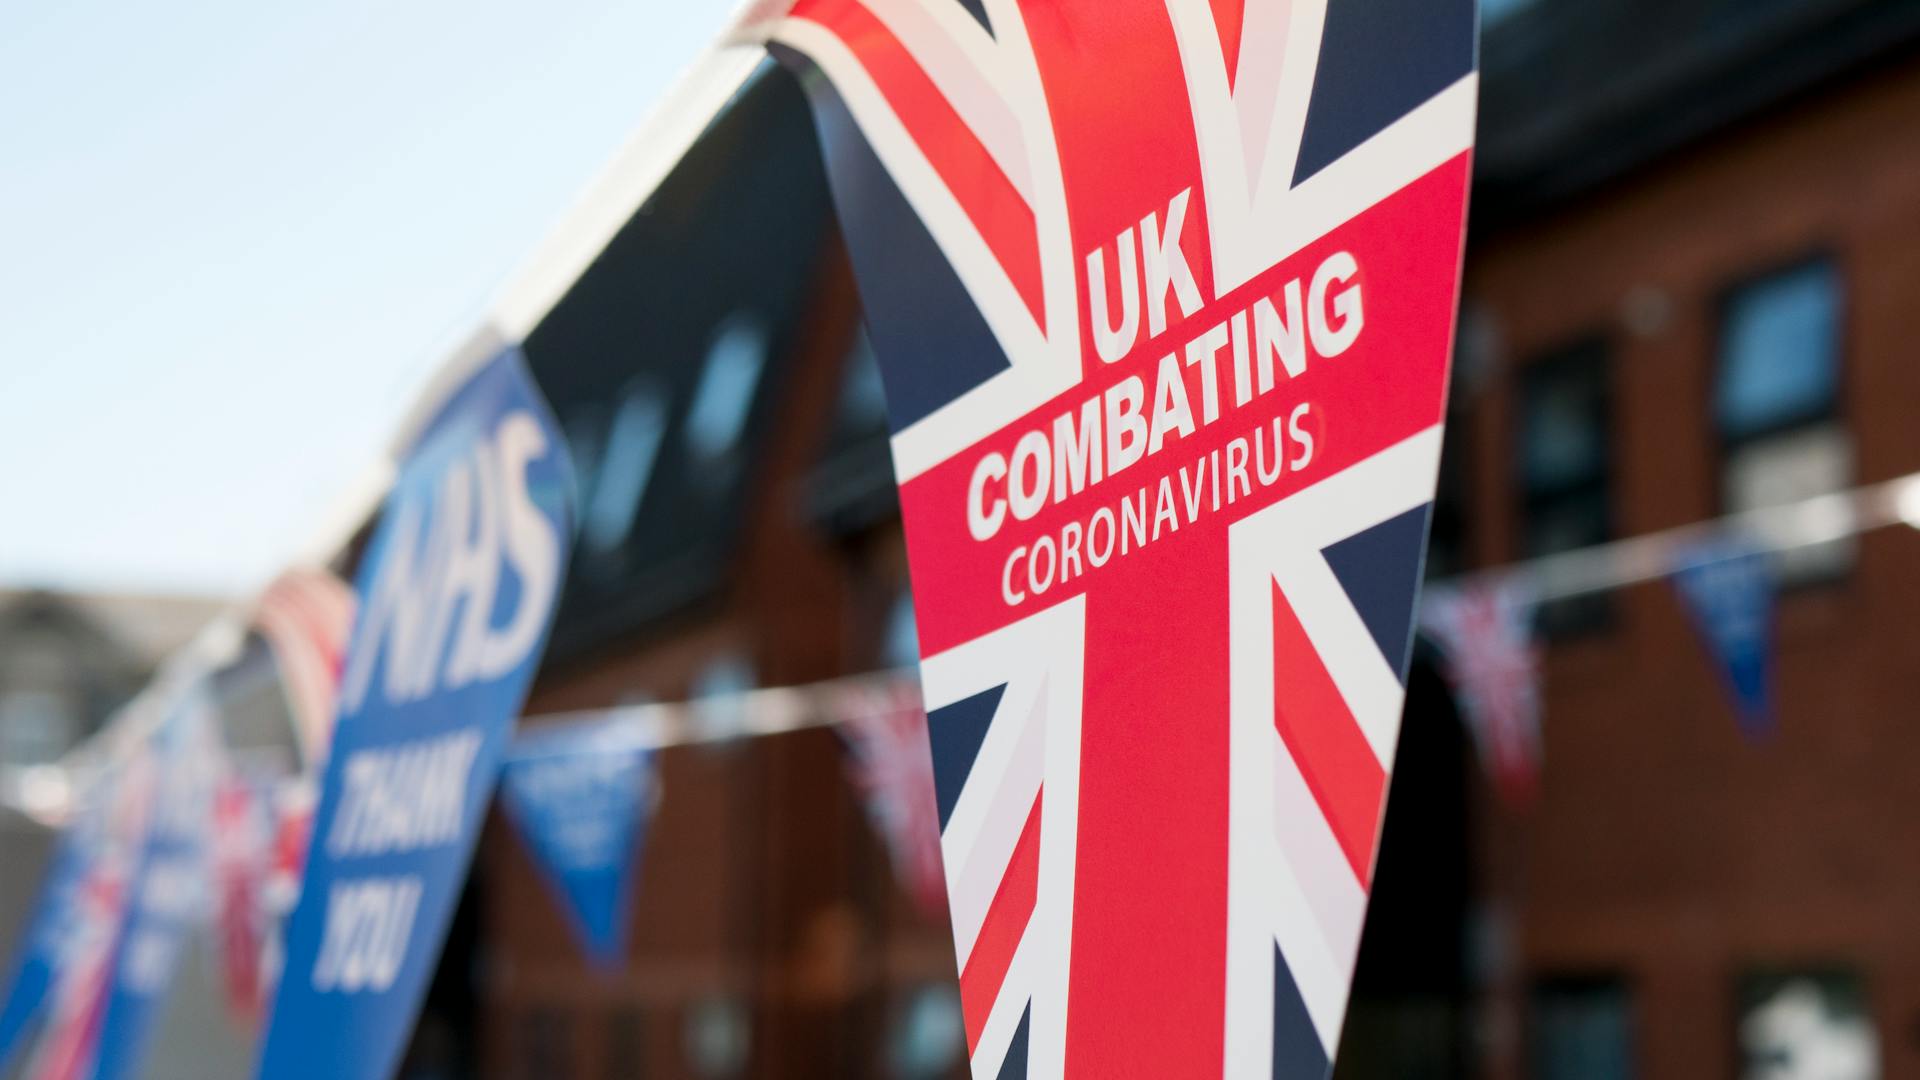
[1474,0,1920,231]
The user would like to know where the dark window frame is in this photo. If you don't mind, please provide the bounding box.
[1710,253,1849,463]
[1709,252,1852,586]
[519,1005,575,1079]
[1513,334,1616,638]
[1734,964,1877,1080]
[1527,972,1639,1080]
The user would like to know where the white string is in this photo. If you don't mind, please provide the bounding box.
[1462,468,1920,604]
[512,669,919,754]
[7,468,1918,822]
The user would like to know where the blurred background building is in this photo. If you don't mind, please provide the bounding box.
[455,1,1920,1077]
[1464,2,1920,1077]
[7,1,1920,1078]
[0,588,223,769]
[0,586,228,1080]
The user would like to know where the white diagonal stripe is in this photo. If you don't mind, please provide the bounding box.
[969,932,1035,1079]
[1266,829,1349,1050]
[771,17,1049,372]
[1271,731,1367,975]
[945,685,1045,963]
[770,15,1081,483]
[863,0,1033,202]
[1270,555,1406,765]
[920,596,1082,1080]
[1257,74,1477,265]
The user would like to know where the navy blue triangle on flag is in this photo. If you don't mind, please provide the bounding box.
[953,0,992,34]
[927,684,1008,830]
[1320,503,1432,684]
[773,46,1013,432]
[1272,944,1330,1080]
[1292,0,1477,185]
[997,1006,1031,1080]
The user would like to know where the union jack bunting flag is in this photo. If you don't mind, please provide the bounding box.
[250,776,322,1010]
[250,567,355,766]
[738,1,1477,1075]
[210,768,275,1022]
[833,678,949,919]
[22,754,158,1080]
[1421,581,1543,807]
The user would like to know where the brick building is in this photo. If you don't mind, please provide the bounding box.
[1457,1,1920,1077]
[425,2,1920,1078]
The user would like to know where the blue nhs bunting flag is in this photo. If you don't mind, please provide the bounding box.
[89,689,217,1080]
[0,822,91,1072]
[1672,537,1777,739]
[256,348,574,1080]
[498,725,656,967]
[0,694,184,1080]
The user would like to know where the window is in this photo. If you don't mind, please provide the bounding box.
[605,1005,648,1078]
[1516,339,1613,635]
[0,688,78,766]
[519,1007,574,1080]
[581,384,668,554]
[805,326,899,534]
[692,655,755,701]
[690,654,757,744]
[834,326,889,434]
[1739,970,1878,1080]
[1481,0,1539,26]
[883,592,920,670]
[685,316,770,462]
[1716,260,1850,582]
[1531,977,1634,1080]
[562,406,609,523]
[887,985,965,1080]
[684,995,750,1078]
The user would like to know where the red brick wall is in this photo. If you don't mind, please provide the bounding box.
[1462,57,1920,1080]
[475,55,1920,1080]
[479,249,960,1080]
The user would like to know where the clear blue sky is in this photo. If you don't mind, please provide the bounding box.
[0,0,733,598]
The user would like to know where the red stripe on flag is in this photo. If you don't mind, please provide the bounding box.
[958,791,1043,1055]
[1270,579,1386,889]
[1210,0,1246,89]
[792,0,1047,329]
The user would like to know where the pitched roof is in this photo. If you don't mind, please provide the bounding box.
[0,587,227,669]
[1478,0,1920,224]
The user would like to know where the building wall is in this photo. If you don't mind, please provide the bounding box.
[477,253,963,1080]
[0,595,145,766]
[0,588,228,767]
[469,37,1920,1080]
[1460,55,1920,1080]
